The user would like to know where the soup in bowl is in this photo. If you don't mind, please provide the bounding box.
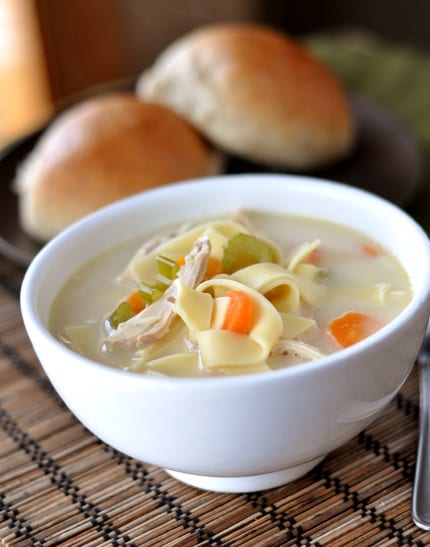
[20,174,430,492]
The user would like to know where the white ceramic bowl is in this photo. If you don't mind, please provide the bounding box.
[20,174,430,493]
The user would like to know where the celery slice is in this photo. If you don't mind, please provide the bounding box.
[139,283,164,304]
[109,301,133,328]
[223,233,275,273]
[156,255,180,279]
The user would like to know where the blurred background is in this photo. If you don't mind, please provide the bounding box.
[1,0,429,144]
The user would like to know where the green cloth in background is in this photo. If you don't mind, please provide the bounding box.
[307,32,430,233]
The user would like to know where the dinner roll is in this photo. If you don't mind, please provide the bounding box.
[137,23,355,170]
[14,93,221,242]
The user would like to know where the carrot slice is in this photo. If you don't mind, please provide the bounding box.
[222,290,254,334]
[305,248,322,265]
[328,311,380,348]
[127,290,146,314]
[361,243,380,257]
[204,257,223,279]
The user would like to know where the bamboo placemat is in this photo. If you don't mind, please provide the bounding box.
[1,256,429,546]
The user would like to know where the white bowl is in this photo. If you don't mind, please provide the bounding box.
[20,174,430,493]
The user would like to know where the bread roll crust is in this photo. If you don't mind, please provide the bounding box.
[15,93,220,241]
[137,23,355,169]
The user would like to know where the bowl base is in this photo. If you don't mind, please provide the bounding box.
[165,456,325,493]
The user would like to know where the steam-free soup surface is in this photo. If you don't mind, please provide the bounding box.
[50,211,412,376]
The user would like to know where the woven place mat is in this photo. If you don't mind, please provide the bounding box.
[0,260,428,547]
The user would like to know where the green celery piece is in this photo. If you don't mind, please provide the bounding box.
[223,233,275,274]
[139,283,164,304]
[156,255,180,279]
[109,301,133,328]
[155,276,171,291]
[138,255,179,306]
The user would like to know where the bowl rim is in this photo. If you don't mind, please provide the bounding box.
[20,173,430,389]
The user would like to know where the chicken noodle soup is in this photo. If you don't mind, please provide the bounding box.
[50,211,412,376]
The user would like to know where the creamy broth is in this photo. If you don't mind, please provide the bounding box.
[50,211,412,376]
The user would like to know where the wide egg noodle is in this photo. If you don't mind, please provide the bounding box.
[174,280,213,335]
[293,270,326,307]
[287,239,321,272]
[280,313,317,339]
[63,323,99,359]
[196,278,283,369]
[231,262,301,313]
[196,330,264,368]
[231,261,327,310]
[124,220,248,283]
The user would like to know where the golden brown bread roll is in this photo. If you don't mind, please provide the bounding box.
[14,93,221,242]
[137,23,355,170]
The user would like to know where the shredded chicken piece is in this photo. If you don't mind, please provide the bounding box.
[271,339,325,361]
[104,236,211,351]
[179,237,211,287]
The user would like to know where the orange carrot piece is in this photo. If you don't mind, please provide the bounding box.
[128,290,146,314]
[222,290,254,334]
[306,248,322,265]
[361,243,380,258]
[175,257,186,266]
[204,256,223,279]
[328,311,380,348]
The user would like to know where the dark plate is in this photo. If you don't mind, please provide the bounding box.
[0,93,423,267]
[0,129,44,266]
